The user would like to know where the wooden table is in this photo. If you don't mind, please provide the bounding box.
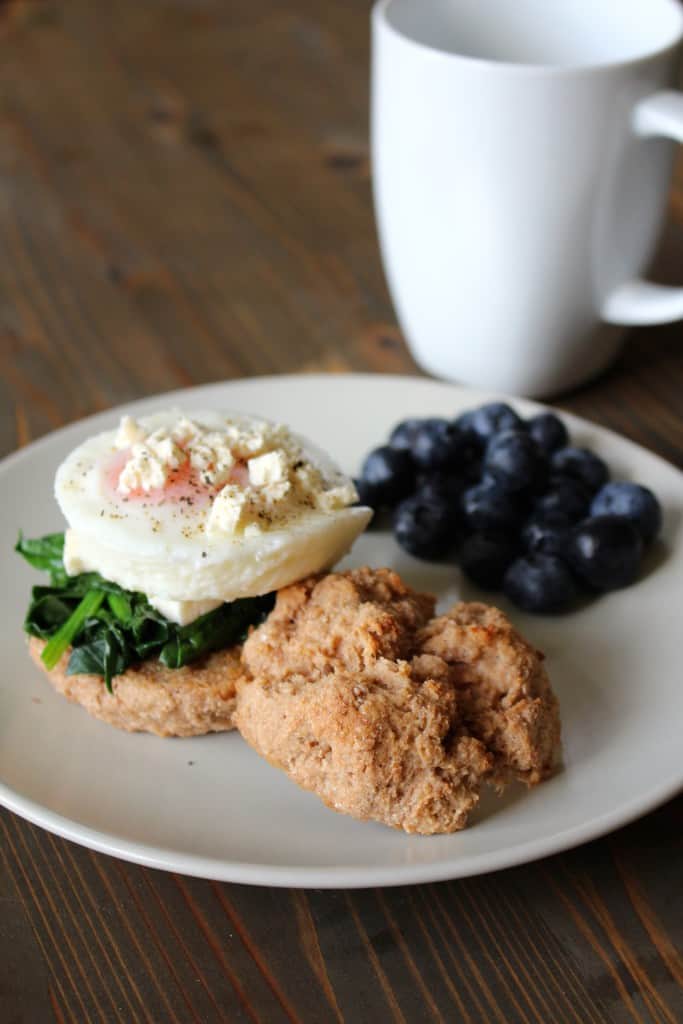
[1,2,682,1021]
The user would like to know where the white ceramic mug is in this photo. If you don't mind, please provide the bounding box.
[371,0,683,397]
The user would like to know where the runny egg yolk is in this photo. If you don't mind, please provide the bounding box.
[102,448,249,507]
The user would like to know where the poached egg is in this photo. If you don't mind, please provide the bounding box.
[55,410,372,624]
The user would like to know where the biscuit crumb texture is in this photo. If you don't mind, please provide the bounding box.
[29,636,243,737]
[236,568,561,834]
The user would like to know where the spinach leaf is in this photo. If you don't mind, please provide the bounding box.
[41,590,106,670]
[68,631,130,692]
[18,531,275,686]
[159,594,275,669]
[24,587,79,639]
[15,532,66,578]
[49,572,129,599]
[107,592,132,624]
[129,602,173,659]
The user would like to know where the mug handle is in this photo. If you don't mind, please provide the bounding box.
[602,91,683,326]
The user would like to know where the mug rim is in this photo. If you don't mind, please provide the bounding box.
[373,0,683,76]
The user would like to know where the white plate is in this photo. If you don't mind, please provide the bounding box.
[1,374,682,888]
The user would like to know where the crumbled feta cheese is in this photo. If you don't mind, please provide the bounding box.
[248,450,288,488]
[118,445,167,494]
[116,422,184,494]
[207,485,249,535]
[294,462,324,494]
[265,480,291,502]
[316,480,359,511]
[112,412,359,527]
[171,416,200,446]
[225,419,288,459]
[115,415,146,450]
[145,429,184,469]
[189,433,235,487]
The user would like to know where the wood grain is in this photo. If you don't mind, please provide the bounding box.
[0,1,682,1022]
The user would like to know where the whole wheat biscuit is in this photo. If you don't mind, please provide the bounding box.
[419,602,560,785]
[236,568,561,834]
[28,636,244,737]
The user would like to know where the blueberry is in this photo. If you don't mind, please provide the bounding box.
[550,447,608,494]
[415,471,466,506]
[526,412,569,455]
[465,402,524,444]
[411,418,465,470]
[590,482,662,545]
[460,532,518,589]
[393,494,453,560]
[503,555,579,613]
[452,410,484,451]
[532,476,591,526]
[360,446,414,506]
[388,418,423,452]
[484,429,543,492]
[447,428,484,480]
[461,479,526,533]
[461,451,485,483]
[567,516,643,591]
[353,476,382,512]
[521,520,569,558]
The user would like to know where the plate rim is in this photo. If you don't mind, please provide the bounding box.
[1,763,682,889]
[3,371,683,481]
[2,372,682,888]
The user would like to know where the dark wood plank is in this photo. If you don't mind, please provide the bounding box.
[0,825,55,1024]
[0,1,681,1022]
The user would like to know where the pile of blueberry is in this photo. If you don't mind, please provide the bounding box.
[356,402,662,613]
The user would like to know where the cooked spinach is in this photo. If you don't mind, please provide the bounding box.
[159,599,272,668]
[41,589,106,670]
[17,532,274,691]
[15,531,67,580]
